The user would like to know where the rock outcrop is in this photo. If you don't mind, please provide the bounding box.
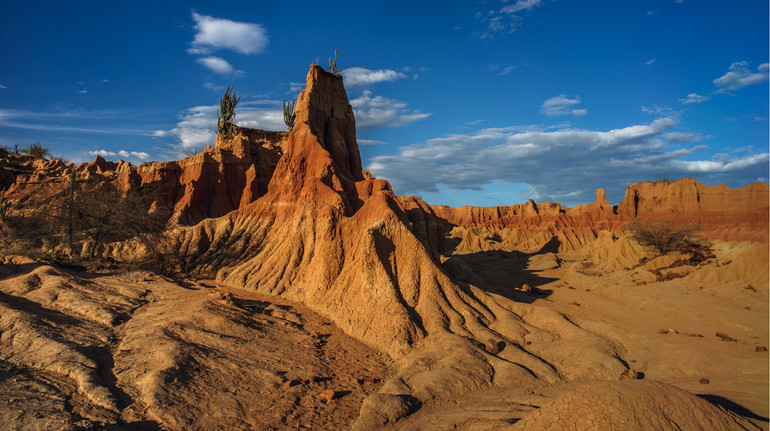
[432,180,768,254]
[2,129,288,226]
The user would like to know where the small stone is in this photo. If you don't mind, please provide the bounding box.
[520,284,532,293]
[569,302,581,306]
[319,389,336,402]
[716,332,736,342]
[745,285,757,292]
[744,306,751,310]
[658,329,669,334]
[286,378,303,387]
[619,369,640,380]
[688,333,704,338]
[699,378,709,384]
[309,331,321,338]
[756,346,768,352]
[486,339,502,355]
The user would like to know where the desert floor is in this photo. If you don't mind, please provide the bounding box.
[0,239,767,430]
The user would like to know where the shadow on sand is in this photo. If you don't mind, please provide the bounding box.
[440,237,561,305]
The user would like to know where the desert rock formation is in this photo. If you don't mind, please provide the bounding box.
[0,64,767,430]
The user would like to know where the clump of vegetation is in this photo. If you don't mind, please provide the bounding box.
[626,220,711,259]
[0,179,171,267]
[217,85,241,141]
[283,100,296,132]
[0,188,8,219]
[329,49,339,74]
[21,142,50,159]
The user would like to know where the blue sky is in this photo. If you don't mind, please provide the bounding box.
[1,1,767,207]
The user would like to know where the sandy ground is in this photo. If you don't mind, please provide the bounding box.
[0,259,390,430]
[391,240,769,430]
[0,239,767,430]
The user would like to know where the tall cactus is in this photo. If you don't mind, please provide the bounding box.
[67,170,75,250]
[329,49,339,74]
[217,85,241,141]
[283,100,296,132]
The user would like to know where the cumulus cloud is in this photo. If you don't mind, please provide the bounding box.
[713,61,769,93]
[679,93,709,104]
[350,91,430,130]
[189,12,268,55]
[88,150,150,160]
[367,118,769,206]
[341,67,408,87]
[196,56,235,74]
[541,95,586,117]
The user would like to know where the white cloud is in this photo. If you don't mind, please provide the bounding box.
[350,90,431,130]
[0,109,153,135]
[662,131,703,143]
[78,90,87,94]
[0,85,7,89]
[571,108,588,117]
[645,59,656,65]
[341,67,408,87]
[154,103,287,157]
[678,93,709,104]
[477,0,545,36]
[288,82,305,93]
[499,65,517,75]
[500,0,542,14]
[541,95,586,117]
[203,82,224,92]
[713,61,769,93]
[367,117,769,205]
[641,104,680,117]
[196,56,235,74]
[88,150,150,160]
[358,139,389,146]
[190,12,268,55]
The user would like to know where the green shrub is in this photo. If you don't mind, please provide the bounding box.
[217,85,241,141]
[21,142,50,158]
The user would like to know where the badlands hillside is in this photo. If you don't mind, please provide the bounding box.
[0,65,768,430]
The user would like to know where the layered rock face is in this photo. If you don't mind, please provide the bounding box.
[173,66,497,360]
[2,128,287,226]
[432,180,768,254]
[616,178,769,242]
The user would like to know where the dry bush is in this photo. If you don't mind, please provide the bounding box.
[1,180,172,266]
[626,220,712,259]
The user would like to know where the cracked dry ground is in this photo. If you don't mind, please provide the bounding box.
[0,257,390,430]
